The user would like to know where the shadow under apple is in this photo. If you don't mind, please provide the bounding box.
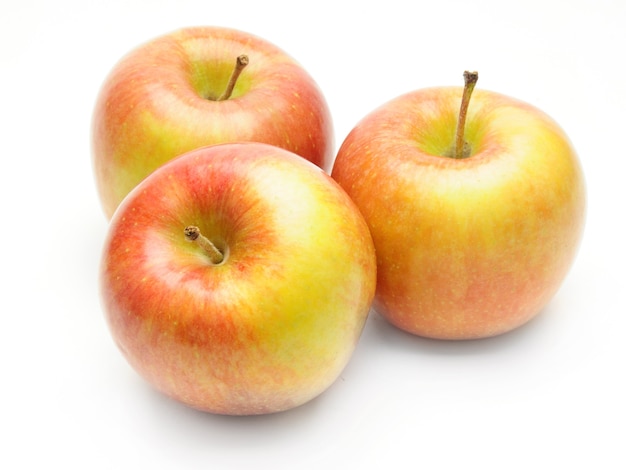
[364,299,567,358]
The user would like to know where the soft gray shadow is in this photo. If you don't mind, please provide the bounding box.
[134,368,336,444]
[365,301,563,357]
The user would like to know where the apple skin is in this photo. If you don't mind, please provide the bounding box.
[331,87,586,340]
[92,26,334,219]
[100,142,376,415]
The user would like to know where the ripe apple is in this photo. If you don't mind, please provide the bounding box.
[331,72,586,340]
[92,26,334,219]
[100,142,376,415]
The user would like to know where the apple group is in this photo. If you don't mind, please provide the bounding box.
[93,27,586,415]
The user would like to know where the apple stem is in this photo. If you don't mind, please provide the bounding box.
[184,226,224,265]
[217,55,249,101]
[452,71,479,159]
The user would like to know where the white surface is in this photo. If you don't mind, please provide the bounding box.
[2,0,624,468]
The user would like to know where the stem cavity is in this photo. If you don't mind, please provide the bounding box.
[184,225,224,265]
[451,70,478,159]
[216,54,249,101]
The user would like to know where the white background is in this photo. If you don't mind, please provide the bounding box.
[2,0,624,468]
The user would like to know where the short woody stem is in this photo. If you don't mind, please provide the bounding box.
[217,55,249,101]
[184,226,224,264]
[453,71,479,159]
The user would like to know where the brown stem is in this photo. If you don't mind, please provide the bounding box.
[452,71,479,159]
[184,226,224,264]
[217,55,249,101]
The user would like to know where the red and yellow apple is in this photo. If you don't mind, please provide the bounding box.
[92,26,334,219]
[100,142,376,415]
[331,74,586,340]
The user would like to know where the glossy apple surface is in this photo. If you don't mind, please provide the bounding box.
[100,143,376,414]
[331,87,586,340]
[93,26,334,219]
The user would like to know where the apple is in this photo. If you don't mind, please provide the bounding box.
[100,142,376,415]
[92,26,334,219]
[331,72,586,340]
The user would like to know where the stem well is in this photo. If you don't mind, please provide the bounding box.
[184,225,225,265]
[216,54,249,101]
